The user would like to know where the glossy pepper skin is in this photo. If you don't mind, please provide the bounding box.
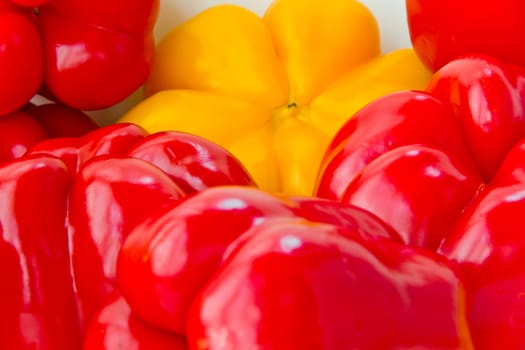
[126,131,256,195]
[0,1,42,116]
[69,155,186,325]
[83,293,188,350]
[0,0,158,114]
[116,186,473,348]
[315,54,525,349]
[406,0,525,71]
[28,123,149,175]
[0,154,82,349]
[0,123,256,348]
[27,123,255,326]
[188,219,472,349]
[119,0,432,196]
[340,144,483,250]
[116,186,401,334]
[438,138,525,349]
[0,102,98,163]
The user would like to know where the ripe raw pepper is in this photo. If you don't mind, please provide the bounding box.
[119,0,432,196]
[0,0,158,115]
[83,293,188,350]
[0,123,255,348]
[0,102,98,163]
[116,186,473,349]
[315,54,525,349]
[406,0,525,71]
[116,187,397,334]
[188,219,470,349]
[30,123,254,324]
[0,154,81,349]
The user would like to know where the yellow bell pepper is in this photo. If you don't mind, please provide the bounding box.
[120,0,432,196]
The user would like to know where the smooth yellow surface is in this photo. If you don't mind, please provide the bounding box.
[264,0,379,106]
[121,0,433,196]
[145,5,289,108]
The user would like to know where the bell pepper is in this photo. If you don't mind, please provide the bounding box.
[0,123,255,348]
[0,154,81,349]
[189,219,471,349]
[0,0,158,115]
[315,54,525,349]
[439,141,525,350]
[0,102,98,163]
[116,185,473,348]
[0,103,99,162]
[406,0,525,71]
[83,293,188,350]
[21,102,99,138]
[116,186,398,334]
[119,0,432,196]
[30,124,254,324]
[69,155,187,326]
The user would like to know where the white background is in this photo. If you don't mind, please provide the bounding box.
[95,0,411,121]
[155,0,412,53]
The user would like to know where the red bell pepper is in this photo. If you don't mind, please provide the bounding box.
[0,111,48,163]
[125,131,257,195]
[187,218,471,349]
[83,293,188,350]
[116,185,472,348]
[315,54,525,349]
[0,123,256,348]
[0,154,81,349]
[32,124,255,325]
[28,123,149,175]
[406,0,525,71]
[0,102,98,163]
[0,0,158,115]
[69,155,186,325]
[127,187,402,334]
[21,102,99,138]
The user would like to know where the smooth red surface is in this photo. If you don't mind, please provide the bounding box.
[0,155,81,349]
[315,90,474,200]
[316,55,525,349]
[187,220,472,349]
[79,124,148,160]
[69,156,185,325]
[37,5,156,110]
[289,195,402,243]
[128,131,257,194]
[0,103,98,164]
[341,145,483,250]
[437,138,525,349]
[0,123,268,346]
[28,123,147,175]
[491,139,525,187]
[8,0,52,7]
[83,294,188,350]
[117,186,407,335]
[406,0,525,71]
[427,55,525,180]
[22,102,99,138]
[50,0,158,34]
[117,186,297,334]
[25,123,258,328]
[0,0,158,113]
[0,111,48,162]
[0,9,43,115]
[440,179,525,349]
